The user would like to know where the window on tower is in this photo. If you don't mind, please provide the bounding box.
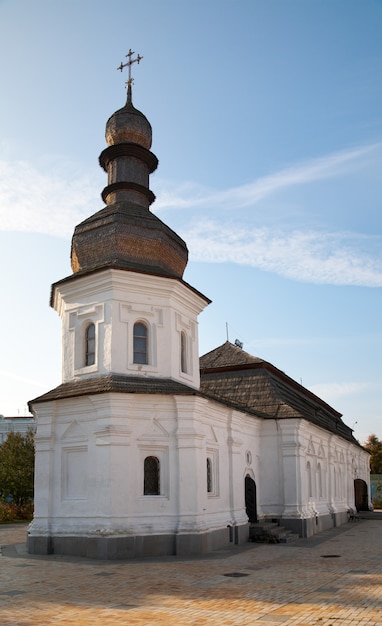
[180,331,187,373]
[85,323,96,366]
[133,322,148,364]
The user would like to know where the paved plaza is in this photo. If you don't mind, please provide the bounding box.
[1,518,382,625]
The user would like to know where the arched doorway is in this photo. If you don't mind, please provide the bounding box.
[354,479,368,511]
[245,475,257,523]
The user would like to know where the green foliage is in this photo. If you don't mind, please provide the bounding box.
[364,434,382,474]
[0,501,33,522]
[0,430,35,507]
[0,502,15,522]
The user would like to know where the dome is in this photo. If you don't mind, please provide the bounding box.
[105,98,152,149]
[70,84,189,281]
[71,201,188,279]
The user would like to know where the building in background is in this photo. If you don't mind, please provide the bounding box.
[0,415,36,444]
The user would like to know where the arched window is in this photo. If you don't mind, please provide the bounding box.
[317,463,323,498]
[144,456,160,495]
[307,461,312,498]
[85,323,95,366]
[180,331,187,373]
[206,457,212,493]
[133,322,148,364]
[334,467,337,499]
[338,468,342,499]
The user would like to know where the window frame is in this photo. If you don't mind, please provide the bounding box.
[143,455,160,495]
[307,460,313,498]
[206,457,213,493]
[180,330,188,373]
[206,449,219,497]
[317,462,323,499]
[133,321,149,365]
[85,323,96,367]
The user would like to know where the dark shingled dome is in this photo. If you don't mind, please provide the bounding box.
[105,99,152,149]
[70,90,188,280]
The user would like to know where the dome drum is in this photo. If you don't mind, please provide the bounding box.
[99,143,158,173]
[107,157,150,189]
[99,144,158,207]
[101,182,155,206]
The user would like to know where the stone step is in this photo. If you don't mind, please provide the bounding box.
[249,522,299,544]
[279,532,300,543]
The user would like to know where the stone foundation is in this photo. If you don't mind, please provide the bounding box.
[280,510,349,538]
[28,524,249,560]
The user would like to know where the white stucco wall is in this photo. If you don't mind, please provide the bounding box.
[52,269,208,389]
[30,268,370,549]
[30,387,370,544]
[31,393,252,538]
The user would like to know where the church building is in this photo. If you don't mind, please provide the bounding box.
[28,53,370,559]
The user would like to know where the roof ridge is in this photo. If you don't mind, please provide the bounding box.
[200,341,264,370]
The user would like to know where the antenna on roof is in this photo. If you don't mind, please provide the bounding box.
[226,322,229,342]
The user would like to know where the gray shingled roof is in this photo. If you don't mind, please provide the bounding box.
[29,342,359,446]
[200,342,357,444]
[29,374,198,407]
[200,341,264,368]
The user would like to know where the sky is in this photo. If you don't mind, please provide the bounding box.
[0,0,381,444]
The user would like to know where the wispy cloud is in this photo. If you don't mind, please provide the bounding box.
[0,370,49,389]
[308,381,372,401]
[155,143,380,212]
[1,143,381,286]
[183,219,382,286]
[0,159,101,238]
[1,143,377,232]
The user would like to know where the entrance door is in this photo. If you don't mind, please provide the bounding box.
[245,475,257,523]
[354,479,368,511]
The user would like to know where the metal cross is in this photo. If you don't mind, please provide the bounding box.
[117,49,143,88]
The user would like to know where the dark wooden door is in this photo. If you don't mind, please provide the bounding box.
[354,479,368,511]
[245,475,257,523]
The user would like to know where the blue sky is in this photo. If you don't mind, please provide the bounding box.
[0,0,381,443]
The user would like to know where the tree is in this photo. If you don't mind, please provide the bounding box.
[0,430,35,506]
[364,434,382,474]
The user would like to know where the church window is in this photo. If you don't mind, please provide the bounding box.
[334,467,337,498]
[85,323,95,366]
[317,463,323,498]
[180,331,187,373]
[307,461,312,498]
[133,322,148,364]
[338,468,342,499]
[206,457,213,493]
[144,456,160,495]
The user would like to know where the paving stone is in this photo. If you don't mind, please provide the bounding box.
[1,519,382,625]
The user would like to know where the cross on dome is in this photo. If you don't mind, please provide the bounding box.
[117,49,143,93]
